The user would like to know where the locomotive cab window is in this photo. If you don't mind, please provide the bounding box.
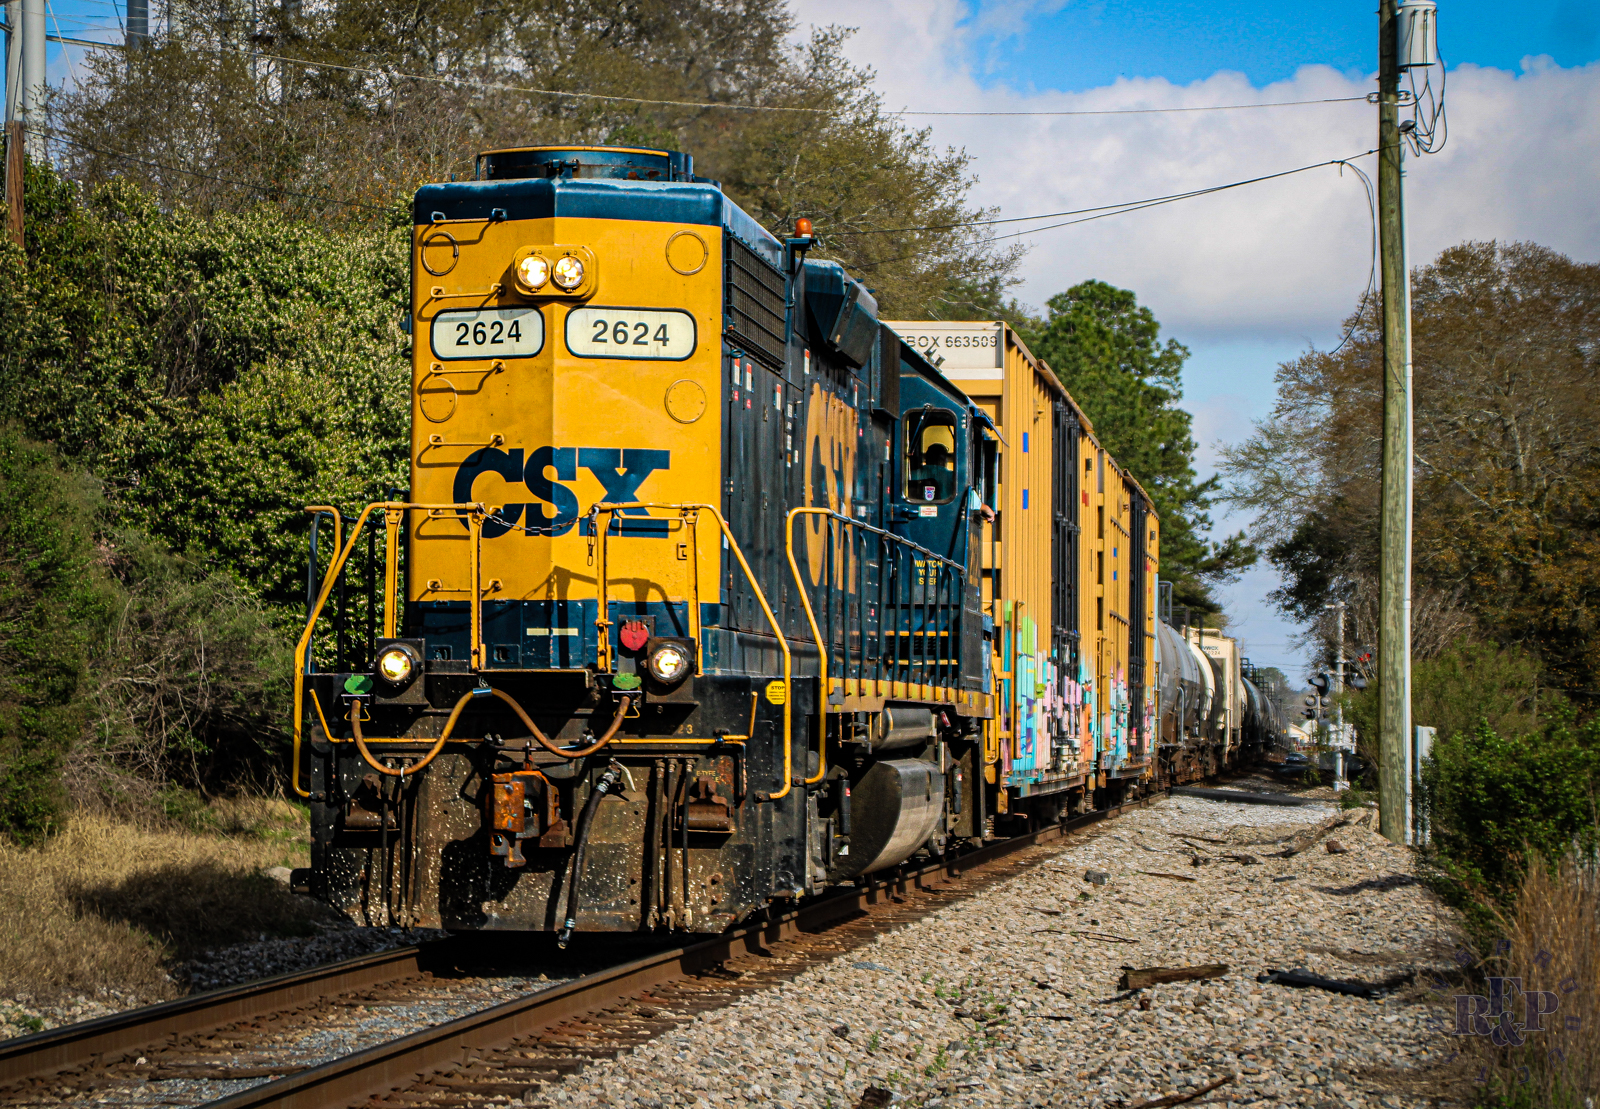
[905,409,958,504]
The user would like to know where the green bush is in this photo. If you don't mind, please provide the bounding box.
[0,157,411,615]
[1420,716,1600,919]
[0,430,117,841]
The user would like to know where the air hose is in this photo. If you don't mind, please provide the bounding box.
[348,690,633,777]
[557,760,625,948]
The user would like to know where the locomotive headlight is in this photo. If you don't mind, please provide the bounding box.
[376,643,420,685]
[645,640,693,684]
[516,254,550,291]
[552,255,586,290]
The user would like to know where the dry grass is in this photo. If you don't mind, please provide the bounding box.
[1462,855,1600,1107]
[0,798,319,1004]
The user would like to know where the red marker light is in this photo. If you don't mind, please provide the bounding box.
[620,620,650,652]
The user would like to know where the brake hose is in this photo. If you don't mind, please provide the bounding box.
[350,690,477,778]
[558,760,625,948]
[348,689,633,776]
[490,688,633,759]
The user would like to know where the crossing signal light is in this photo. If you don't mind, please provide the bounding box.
[1308,673,1330,694]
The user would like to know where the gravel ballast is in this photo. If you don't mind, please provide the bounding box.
[0,920,435,1041]
[540,795,1457,1109]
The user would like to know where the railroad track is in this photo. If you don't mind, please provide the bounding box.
[0,792,1162,1109]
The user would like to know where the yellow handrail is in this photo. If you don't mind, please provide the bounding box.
[383,509,402,639]
[589,501,795,801]
[304,507,343,568]
[784,508,970,787]
[783,509,834,788]
[291,500,487,798]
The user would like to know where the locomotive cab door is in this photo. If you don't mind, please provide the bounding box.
[894,378,969,559]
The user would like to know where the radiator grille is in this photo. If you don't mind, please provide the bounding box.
[724,234,787,368]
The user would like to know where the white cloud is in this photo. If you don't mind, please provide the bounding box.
[788,2,1599,674]
[792,2,1600,343]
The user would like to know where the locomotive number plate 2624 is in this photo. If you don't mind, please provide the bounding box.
[565,306,697,361]
[430,307,545,361]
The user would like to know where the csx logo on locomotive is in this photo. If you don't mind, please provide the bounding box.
[451,446,670,538]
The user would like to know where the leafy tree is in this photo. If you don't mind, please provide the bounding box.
[0,158,410,613]
[56,1,1018,318]
[1020,280,1255,610]
[1221,242,1600,704]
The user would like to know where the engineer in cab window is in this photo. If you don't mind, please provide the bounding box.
[908,416,957,503]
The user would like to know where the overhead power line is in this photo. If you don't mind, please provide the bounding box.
[895,96,1366,118]
[30,29,1369,120]
[835,151,1377,240]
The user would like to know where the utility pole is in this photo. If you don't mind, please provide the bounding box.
[1329,599,1347,788]
[1377,0,1415,844]
[127,0,148,44]
[18,0,42,159]
[4,0,24,247]
[4,0,19,124]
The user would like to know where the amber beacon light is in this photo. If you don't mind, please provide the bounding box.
[794,217,813,238]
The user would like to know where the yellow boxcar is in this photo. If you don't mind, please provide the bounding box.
[885,322,1160,814]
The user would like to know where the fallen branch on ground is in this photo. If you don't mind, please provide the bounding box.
[1072,930,1138,943]
[1119,964,1229,990]
[1278,813,1352,857]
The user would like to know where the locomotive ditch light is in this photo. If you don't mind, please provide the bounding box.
[552,255,585,290]
[376,642,422,686]
[644,637,695,685]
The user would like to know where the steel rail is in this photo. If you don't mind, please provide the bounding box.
[0,941,462,1087]
[201,792,1165,1109]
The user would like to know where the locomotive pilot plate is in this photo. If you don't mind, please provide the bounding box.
[430,307,544,361]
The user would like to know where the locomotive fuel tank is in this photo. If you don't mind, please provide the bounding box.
[826,759,946,881]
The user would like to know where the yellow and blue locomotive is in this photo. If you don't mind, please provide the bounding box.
[294,145,997,936]
[292,144,1282,937]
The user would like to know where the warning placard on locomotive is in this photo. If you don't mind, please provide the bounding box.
[886,321,1003,378]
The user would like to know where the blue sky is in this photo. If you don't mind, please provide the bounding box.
[959,0,1599,90]
[795,0,1600,676]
